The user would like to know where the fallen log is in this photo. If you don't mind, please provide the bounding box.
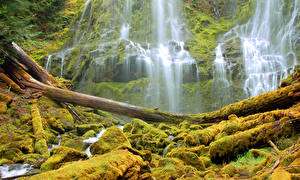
[1,42,300,124]
[2,42,60,87]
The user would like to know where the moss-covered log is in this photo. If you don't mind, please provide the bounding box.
[208,117,297,163]
[185,105,300,146]
[31,104,50,157]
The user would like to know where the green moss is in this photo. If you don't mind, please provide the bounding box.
[90,126,131,155]
[31,104,49,157]
[61,139,88,151]
[209,118,293,163]
[81,130,96,139]
[41,146,88,172]
[76,123,104,135]
[0,102,7,114]
[151,158,200,180]
[232,150,267,167]
[27,150,149,179]
[20,153,44,164]
[126,119,170,154]
[166,147,209,170]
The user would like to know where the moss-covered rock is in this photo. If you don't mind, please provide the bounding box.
[40,146,88,172]
[90,126,131,155]
[81,129,96,139]
[126,119,170,154]
[61,138,88,152]
[151,158,200,180]
[76,123,104,135]
[270,168,291,180]
[49,108,74,131]
[166,147,210,170]
[26,150,150,180]
[0,102,7,114]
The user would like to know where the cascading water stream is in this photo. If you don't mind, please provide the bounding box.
[115,0,198,112]
[119,0,132,40]
[219,0,299,97]
[142,0,197,112]
[212,44,233,109]
[45,0,94,78]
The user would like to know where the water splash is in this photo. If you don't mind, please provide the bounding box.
[0,164,33,179]
[48,135,62,152]
[83,126,123,157]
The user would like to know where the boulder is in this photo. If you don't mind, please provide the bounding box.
[40,146,88,171]
[90,126,131,155]
[26,150,150,180]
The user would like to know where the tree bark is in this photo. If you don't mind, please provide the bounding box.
[1,42,300,124]
[3,42,60,87]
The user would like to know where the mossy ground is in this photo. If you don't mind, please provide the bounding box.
[0,72,300,179]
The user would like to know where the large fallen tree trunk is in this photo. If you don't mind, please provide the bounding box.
[1,42,300,124]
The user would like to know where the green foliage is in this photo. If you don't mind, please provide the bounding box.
[232,147,273,167]
[0,0,34,43]
[0,0,69,47]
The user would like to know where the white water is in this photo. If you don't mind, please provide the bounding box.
[83,129,106,157]
[46,0,199,113]
[48,135,62,152]
[213,44,230,88]
[83,125,124,157]
[45,0,93,78]
[221,0,299,97]
[162,135,174,157]
[119,0,132,40]
[0,164,33,179]
[83,129,107,144]
[120,0,197,112]
[211,44,234,108]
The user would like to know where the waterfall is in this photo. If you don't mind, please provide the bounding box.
[119,0,132,40]
[102,0,198,112]
[212,44,233,109]
[221,0,299,97]
[45,0,93,78]
[142,0,197,112]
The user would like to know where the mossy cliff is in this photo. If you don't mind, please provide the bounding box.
[33,0,261,113]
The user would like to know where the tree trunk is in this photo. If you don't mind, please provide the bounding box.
[1,42,300,124]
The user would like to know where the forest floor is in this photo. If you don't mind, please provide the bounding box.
[0,68,299,179]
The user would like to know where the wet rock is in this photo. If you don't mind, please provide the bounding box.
[40,146,88,171]
[90,126,131,155]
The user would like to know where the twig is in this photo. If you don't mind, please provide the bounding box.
[291,145,300,154]
[269,140,280,154]
[270,159,280,172]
